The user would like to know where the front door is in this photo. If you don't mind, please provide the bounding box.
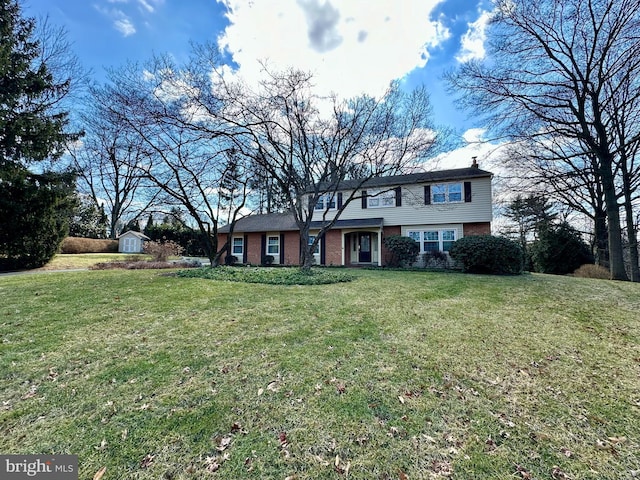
[358,233,371,263]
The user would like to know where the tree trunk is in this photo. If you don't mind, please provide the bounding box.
[298,225,314,272]
[600,161,629,281]
[593,208,609,268]
[622,186,640,282]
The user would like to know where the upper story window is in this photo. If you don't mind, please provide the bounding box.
[367,189,396,208]
[314,194,336,211]
[432,183,463,204]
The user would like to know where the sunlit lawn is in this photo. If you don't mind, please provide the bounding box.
[1,268,639,479]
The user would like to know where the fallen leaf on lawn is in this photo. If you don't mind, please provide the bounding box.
[551,465,571,479]
[230,422,247,434]
[267,381,279,392]
[217,436,232,451]
[515,464,532,479]
[608,436,627,444]
[258,388,264,396]
[93,466,106,480]
[398,395,405,404]
[278,431,289,447]
[121,429,128,441]
[204,456,220,472]
[140,453,154,469]
[399,470,408,480]
[560,447,572,457]
[95,439,108,451]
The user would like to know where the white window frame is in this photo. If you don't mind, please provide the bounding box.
[267,236,280,256]
[367,189,396,209]
[232,237,244,256]
[432,183,463,204]
[408,229,457,253]
[308,235,320,254]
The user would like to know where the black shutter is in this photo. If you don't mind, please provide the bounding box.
[337,192,343,209]
[424,185,431,205]
[260,234,266,262]
[464,182,472,203]
[320,233,326,265]
[243,234,248,264]
[395,186,402,207]
[361,190,367,209]
[280,233,285,264]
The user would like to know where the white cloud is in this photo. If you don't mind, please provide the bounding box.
[114,17,136,36]
[216,0,450,100]
[455,10,491,63]
[138,0,155,13]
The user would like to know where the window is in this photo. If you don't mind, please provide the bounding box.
[232,237,243,255]
[408,229,457,253]
[432,183,463,204]
[315,194,336,210]
[367,189,396,208]
[308,235,319,254]
[267,236,279,255]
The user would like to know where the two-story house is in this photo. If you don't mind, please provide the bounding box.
[218,162,493,267]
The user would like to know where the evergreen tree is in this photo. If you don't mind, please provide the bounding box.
[530,222,595,275]
[0,0,80,269]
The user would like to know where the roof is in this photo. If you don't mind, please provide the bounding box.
[219,212,299,233]
[308,166,493,193]
[118,230,150,240]
[310,218,384,229]
[221,213,385,234]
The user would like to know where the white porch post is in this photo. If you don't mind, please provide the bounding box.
[341,232,345,266]
[377,227,383,266]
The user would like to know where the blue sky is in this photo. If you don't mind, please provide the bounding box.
[23,0,496,163]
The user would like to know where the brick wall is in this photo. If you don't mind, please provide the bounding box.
[245,233,262,265]
[283,232,300,265]
[381,226,402,266]
[324,230,342,265]
[463,222,491,236]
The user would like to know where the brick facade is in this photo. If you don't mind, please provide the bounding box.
[381,226,402,266]
[463,222,491,236]
[323,230,343,266]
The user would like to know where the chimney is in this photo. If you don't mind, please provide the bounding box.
[471,156,478,168]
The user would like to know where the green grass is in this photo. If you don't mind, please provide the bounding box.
[0,269,639,479]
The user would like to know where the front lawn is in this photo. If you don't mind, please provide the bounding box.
[0,269,638,479]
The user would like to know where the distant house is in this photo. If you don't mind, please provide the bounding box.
[118,231,149,254]
[219,163,493,267]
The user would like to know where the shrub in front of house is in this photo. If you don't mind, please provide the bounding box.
[421,250,449,269]
[383,235,420,267]
[143,239,184,262]
[60,237,119,254]
[449,235,524,275]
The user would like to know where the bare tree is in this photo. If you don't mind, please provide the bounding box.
[207,64,442,269]
[448,0,640,281]
[99,59,251,266]
[68,97,159,238]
